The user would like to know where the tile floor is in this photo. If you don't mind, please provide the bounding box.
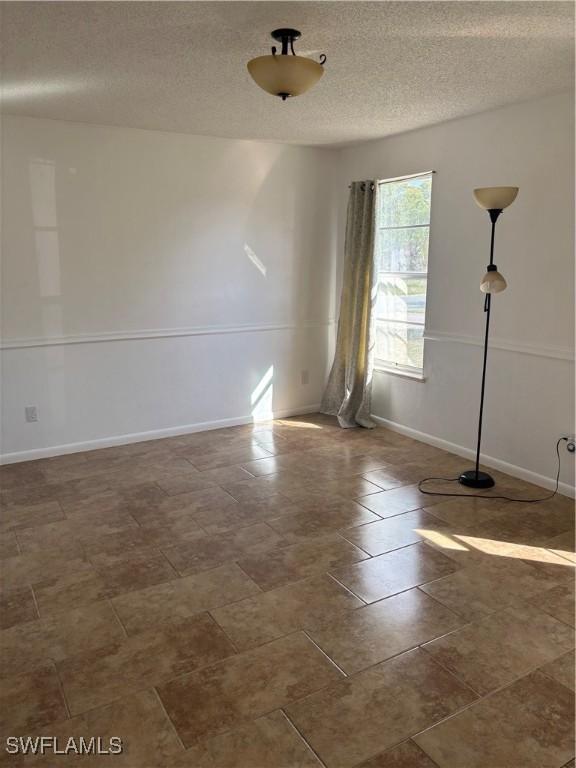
[0,413,574,767]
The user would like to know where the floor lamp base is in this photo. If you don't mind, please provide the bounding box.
[458,470,495,489]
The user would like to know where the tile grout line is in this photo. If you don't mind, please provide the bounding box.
[418,645,483,698]
[151,686,188,753]
[302,629,349,678]
[281,708,329,768]
[52,660,73,721]
[107,597,129,639]
[410,656,576,745]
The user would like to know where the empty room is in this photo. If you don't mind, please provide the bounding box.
[0,1,574,766]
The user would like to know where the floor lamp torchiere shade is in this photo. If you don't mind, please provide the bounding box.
[459,186,519,489]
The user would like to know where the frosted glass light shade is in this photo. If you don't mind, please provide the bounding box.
[474,187,519,210]
[247,55,324,98]
[480,269,507,294]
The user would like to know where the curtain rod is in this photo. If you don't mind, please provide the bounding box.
[348,170,435,188]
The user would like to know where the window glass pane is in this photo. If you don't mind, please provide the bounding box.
[376,276,427,324]
[376,322,424,370]
[376,227,429,272]
[378,176,432,228]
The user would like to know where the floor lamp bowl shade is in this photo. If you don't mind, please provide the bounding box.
[480,269,507,293]
[247,55,324,97]
[473,187,519,210]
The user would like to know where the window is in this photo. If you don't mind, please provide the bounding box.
[374,172,433,376]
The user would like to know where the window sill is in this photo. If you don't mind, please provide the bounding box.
[373,366,426,382]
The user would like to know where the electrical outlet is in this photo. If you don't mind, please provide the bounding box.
[566,437,576,454]
[301,369,309,386]
[25,406,39,423]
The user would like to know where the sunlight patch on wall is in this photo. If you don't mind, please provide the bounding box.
[251,365,274,421]
[244,244,267,277]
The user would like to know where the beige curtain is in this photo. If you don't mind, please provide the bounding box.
[321,181,377,428]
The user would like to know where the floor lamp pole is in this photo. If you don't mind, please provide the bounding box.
[458,187,517,490]
[469,213,498,486]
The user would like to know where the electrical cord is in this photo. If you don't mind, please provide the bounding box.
[417,437,568,503]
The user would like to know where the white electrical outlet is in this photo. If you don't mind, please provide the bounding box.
[25,406,39,423]
[301,369,309,385]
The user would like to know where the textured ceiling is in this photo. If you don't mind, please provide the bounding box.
[1,1,573,146]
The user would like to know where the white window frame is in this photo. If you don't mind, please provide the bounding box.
[373,171,433,380]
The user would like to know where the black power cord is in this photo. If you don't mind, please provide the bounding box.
[418,437,569,503]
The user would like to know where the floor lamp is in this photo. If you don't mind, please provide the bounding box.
[459,186,519,489]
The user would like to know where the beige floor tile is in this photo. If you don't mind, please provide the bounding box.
[421,554,573,621]
[424,497,509,528]
[357,740,441,768]
[238,533,369,591]
[161,523,287,576]
[0,533,20,560]
[90,547,178,596]
[0,585,38,629]
[526,579,575,627]
[72,504,144,533]
[467,503,575,548]
[0,601,125,676]
[341,510,453,557]
[204,710,322,768]
[58,612,236,714]
[224,472,305,503]
[239,457,287,477]
[284,476,384,503]
[33,566,112,615]
[414,671,575,768]
[155,473,218,496]
[159,486,239,514]
[156,632,343,747]
[0,551,91,590]
[0,663,68,736]
[16,512,139,558]
[193,494,298,535]
[1,482,59,510]
[268,501,381,544]
[0,500,64,534]
[309,588,464,674]
[539,651,575,691]
[423,602,574,695]
[58,489,130,516]
[9,689,186,767]
[112,563,261,635]
[128,503,203,538]
[356,485,446,519]
[212,574,363,649]
[196,465,255,486]
[286,648,476,768]
[18,511,199,560]
[361,465,431,492]
[0,464,46,491]
[331,543,459,603]
[188,444,273,471]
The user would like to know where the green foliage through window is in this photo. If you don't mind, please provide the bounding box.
[375,173,432,373]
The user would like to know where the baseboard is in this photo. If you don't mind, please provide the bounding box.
[0,404,321,465]
[371,414,576,499]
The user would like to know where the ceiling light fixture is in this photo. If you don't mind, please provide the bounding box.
[247,28,326,101]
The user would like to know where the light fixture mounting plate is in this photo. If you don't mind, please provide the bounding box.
[271,28,301,43]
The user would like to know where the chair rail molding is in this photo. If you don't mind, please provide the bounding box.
[424,329,574,362]
[0,319,335,350]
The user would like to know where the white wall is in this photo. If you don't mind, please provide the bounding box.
[336,92,575,490]
[1,116,337,460]
[3,93,574,492]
